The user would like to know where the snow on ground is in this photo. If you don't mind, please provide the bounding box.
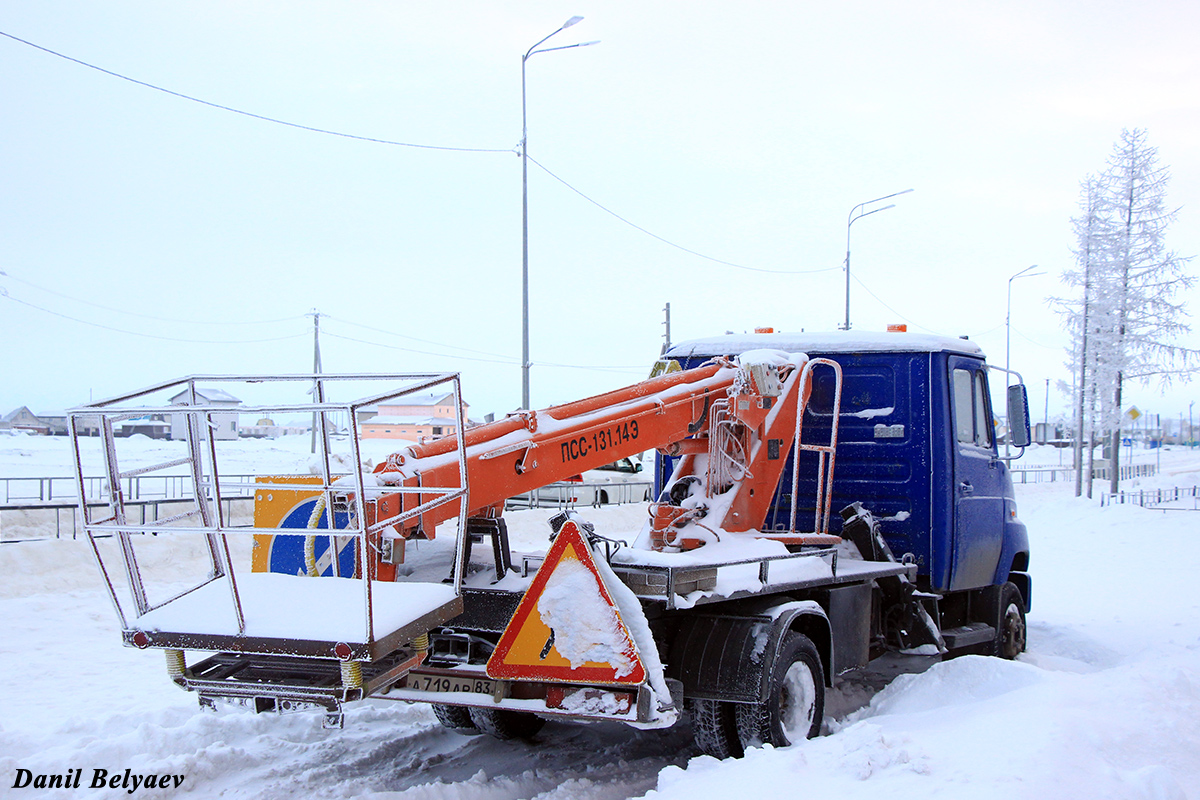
[2,438,1200,798]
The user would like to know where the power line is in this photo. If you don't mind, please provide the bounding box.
[3,29,846,283]
[528,156,842,277]
[848,275,1058,347]
[323,330,645,374]
[1010,325,1060,350]
[324,316,642,371]
[541,361,646,375]
[0,282,645,374]
[0,288,308,344]
[848,273,942,335]
[970,322,1007,338]
[322,314,514,360]
[0,269,304,326]
[324,330,518,365]
[0,29,513,155]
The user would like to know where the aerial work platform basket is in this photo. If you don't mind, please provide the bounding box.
[68,373,471,668]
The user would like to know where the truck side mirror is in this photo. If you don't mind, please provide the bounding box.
[1007,384,1031,448]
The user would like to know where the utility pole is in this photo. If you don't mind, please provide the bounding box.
[1044,378,1049,429]
[308,309,323,454]
[520,17,598,410]
[661,302,672,355]
[1156,413,1161,474]
[1006,265,1043,459]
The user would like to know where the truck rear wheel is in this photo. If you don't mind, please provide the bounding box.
[736,632,824,749]
[432,704,480,735]
[993,582,1027,660]
[688,698,744,759]
[466,707,546,740]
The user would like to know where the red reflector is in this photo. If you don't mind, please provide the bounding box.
[132,631,150,649]
[334,642,353,660]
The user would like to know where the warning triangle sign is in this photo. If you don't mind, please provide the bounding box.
[486,520,646,685]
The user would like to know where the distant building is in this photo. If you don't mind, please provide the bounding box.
[115,416,172,439]
[43,411,102,437]
[240,417,309,439]
[169,388,242,441]
[1,407,49,435]
[359,392,470,441]
[36,413,70,436]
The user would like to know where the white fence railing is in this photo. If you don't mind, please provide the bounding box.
[1009,463,1157,484]
[1,473,655,541]
[1100,485,1200,509]
[0,473,261,508]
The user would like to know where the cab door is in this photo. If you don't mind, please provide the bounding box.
[948,356,1005,590]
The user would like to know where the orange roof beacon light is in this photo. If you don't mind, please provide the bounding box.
[887,324,908,333]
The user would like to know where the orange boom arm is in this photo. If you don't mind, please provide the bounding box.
[365,350,837,551]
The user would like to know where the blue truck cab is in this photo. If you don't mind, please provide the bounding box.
[660,330,1031,654]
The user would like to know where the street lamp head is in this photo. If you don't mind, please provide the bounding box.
[563,15,584,28]
[842,189,911,331]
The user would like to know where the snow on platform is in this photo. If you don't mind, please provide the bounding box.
[132,572,459,648]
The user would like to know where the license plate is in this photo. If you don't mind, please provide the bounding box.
[405,673,495,695]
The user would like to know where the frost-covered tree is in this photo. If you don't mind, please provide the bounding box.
[1102,129,1194,492]
[1057,129,1194,495]
[1057,175,1118,497]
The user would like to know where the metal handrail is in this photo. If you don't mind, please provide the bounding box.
[67,372,472,655]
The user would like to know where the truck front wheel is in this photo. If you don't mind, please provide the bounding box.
[736,632,824,749]
[993,582,1027,660]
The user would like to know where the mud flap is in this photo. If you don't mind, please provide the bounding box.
[666,600,832,706]
[841,503,945,653]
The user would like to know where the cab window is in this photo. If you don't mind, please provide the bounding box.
[953,368,993,448]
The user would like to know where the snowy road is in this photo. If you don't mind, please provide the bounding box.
[3,438,1200,798]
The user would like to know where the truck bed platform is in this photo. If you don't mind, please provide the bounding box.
[127,573,462,661]
[609,549,915,610]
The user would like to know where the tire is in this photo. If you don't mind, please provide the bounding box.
[993,582,1027,660]
[688,698,744,759]
[466,707,546,740]
[736,632,824,749]
[432,704,480,735]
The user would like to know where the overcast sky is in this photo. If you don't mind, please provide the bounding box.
[2,1,1199,427]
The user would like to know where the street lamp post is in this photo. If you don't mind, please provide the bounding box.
[842,189,913,330]
[1006,264,1044,457]
[521,17,598,409]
